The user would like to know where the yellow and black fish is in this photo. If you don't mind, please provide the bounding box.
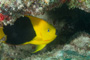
[0,16,57,53]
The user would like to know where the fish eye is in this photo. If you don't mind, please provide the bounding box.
[48,29,50,32]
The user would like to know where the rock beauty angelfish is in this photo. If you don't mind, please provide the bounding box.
[0,16,57,53]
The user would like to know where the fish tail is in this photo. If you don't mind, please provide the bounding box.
[0,27,6,42]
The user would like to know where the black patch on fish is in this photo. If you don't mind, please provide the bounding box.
[3,16,36,45]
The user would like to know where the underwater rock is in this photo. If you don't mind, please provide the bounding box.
[0,0,64,25]
[21,32,90,60]
[63,32,90,55]
[0,0,90,25]
[68,0,90,13]
[0,1,90,60]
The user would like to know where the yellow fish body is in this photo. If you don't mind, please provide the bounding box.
[0,16,57,53]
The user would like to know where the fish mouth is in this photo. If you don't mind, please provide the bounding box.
[44,40,49,41]
[43,40,50,44]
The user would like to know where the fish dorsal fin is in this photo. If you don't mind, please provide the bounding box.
[33,44,46,53]
[27,16,43,25]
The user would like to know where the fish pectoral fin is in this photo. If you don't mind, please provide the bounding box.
[33,44,46,53]
[23,36,43,45]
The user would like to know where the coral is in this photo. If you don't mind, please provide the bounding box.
[63,32,90,55]
[68,0,90,13]
[0,13,4,21]
[0,0,65,26]
[0,0,90,26]
[0,0,90,60]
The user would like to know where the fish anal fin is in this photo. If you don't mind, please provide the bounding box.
[33,44,46,53]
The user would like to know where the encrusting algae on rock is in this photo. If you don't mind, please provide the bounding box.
[0,0,90,26]
[0,0,90,60]
[68,0,90,12]
[0,0,67,25]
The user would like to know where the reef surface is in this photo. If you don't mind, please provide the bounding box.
[0,0,90,60]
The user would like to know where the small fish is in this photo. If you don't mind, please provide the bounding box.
[0,16,57,53]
